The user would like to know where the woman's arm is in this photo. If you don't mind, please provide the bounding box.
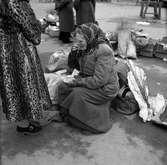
[74,44,116,89]
[7,0,41,45]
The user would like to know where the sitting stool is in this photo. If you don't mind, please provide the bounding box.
[140,0,162,19]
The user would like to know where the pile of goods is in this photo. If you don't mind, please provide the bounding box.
[45,49,69,73]
[127,60,166,122]
[39,12,60,37]
[106,29,167,61]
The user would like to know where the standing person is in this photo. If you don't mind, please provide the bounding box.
[57,23,119,134]
[74,0,96,26]
[166,2,167,33]
[0,0,52,134]
[91,0,96,14]
[55,0,74,43]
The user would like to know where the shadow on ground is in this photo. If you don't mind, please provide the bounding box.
[110,110,167,164]
[1,108,167,165]
[1,110,92,160]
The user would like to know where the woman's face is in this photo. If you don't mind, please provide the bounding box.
[72,30,87,50]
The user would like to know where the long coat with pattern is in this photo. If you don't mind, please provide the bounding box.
[0,0,51,122]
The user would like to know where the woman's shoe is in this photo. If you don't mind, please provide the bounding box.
[16,123,42,135]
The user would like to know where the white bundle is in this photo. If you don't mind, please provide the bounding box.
[118,29,137,59]
[46,49,69,72]
[45,69,79,104]
[46,13,59,23]
[127,60,166,122]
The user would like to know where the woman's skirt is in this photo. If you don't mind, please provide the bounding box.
[58,83,116,133]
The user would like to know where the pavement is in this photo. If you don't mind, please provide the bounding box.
[1,2,167,165]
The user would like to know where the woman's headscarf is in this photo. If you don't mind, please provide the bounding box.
[74,23,109,52]
[76,23,109,52]
[68,23,111,70]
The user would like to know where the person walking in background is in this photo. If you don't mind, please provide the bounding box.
[55,0,74,43]
[74,0,96,26]
[0,0,52,134]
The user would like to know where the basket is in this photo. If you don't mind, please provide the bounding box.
[138,38,157,57]
[154,43,167,59]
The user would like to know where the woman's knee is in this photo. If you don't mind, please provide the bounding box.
[71,87,85,96]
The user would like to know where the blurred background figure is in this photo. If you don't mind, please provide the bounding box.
[165,0,167,32]
[55,0,74,43]
[74,0,96,26]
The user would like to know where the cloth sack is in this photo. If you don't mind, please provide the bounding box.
[45,49,69,73]
[44,69,79,104]
[118,29,137,59]
[73,0,80,11]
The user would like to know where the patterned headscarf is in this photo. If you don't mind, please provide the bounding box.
[75,23,109,52]
[68,23,110,70]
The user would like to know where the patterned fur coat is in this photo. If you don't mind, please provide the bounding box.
[0,0,51,121]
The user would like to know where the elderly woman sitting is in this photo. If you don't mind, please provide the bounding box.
[57,23,119,134]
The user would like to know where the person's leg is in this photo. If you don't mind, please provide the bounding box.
[166,7,167,32]
[59,31,63,40]
[16,43,53,133]
[154,3,158,18]
[61,32,72,43]
[60,87,115,133]
[140,1,145,17]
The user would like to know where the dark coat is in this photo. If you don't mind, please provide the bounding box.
[74,0,95,25]
[56,0,74,32]
[58,44,119,133]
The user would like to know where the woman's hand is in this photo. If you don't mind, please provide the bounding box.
[63,77,77,87]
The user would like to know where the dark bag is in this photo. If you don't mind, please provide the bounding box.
[112,86,139,115]
[112,59,139,115]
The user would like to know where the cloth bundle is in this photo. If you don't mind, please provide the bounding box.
[45,49,69,73]
[127,60,166,122]
[44,69,79,104]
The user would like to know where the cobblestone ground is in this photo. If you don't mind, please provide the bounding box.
[1,2,167,165]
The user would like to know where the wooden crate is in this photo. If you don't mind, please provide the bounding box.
[154,43,167,59]
[138,38,157,57]
[139,44,155,57]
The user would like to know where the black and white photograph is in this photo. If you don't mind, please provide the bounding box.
[0,0,167,165]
